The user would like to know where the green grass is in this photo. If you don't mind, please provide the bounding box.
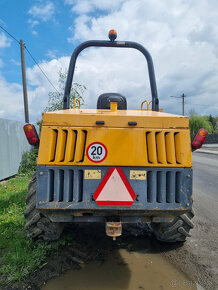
[0,173,71,286]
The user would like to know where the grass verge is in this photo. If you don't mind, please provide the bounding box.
[0,173,72,286]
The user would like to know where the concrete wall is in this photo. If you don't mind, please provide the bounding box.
[0,118,30,181]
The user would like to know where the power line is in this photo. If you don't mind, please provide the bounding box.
[25,45,60,94]
[0,24,20,44]
[186,102,205,107]
[170,93,186,116]
[0,25,60,94]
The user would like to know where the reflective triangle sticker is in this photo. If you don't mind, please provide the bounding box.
[93,168,136,206]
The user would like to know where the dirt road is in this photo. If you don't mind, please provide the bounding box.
[158,152,218,289]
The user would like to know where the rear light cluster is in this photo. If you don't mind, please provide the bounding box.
[23,124,40,146]
[192,128,208,150]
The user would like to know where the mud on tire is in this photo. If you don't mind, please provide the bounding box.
[24,172,63,241]
[150,212,194,242]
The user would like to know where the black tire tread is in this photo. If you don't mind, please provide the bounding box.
[24,172,63,241]
[151,211,194,243]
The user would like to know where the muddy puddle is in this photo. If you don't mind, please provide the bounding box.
[43,248,197,290]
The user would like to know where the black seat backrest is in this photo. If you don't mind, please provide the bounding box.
[97,93,127,110]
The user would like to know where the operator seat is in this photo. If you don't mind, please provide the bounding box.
[97,93,127,110]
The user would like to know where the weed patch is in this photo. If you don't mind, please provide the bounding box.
[0,174,73,286]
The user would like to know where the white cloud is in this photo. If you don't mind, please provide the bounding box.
[31,30,38,36]
[10,59,20,66]
[0,57,69,122]
[28,2,55,22]
[28,19,40,28]
[0,76,24,121]
[46,49,58,59]
[65,0,218,116]
[1,0,218,123]
[0,32,11,48]
[65,0,125,14]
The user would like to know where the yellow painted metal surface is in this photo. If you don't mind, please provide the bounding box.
[41,109,189,129]
[84,170,101,179]
[38,108,192,167]
[141,100,149,110]
[110,102,118,112]
[38,125,192,167]
[74,98,81,109]
[130,170,147,180]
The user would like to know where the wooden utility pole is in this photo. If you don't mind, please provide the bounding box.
[182,93,185,116]
[20,40,29,123]
[170,94,186,116]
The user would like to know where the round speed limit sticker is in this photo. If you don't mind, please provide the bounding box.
[86,142,107,163]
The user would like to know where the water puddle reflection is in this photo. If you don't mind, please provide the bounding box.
[43,249,196,290]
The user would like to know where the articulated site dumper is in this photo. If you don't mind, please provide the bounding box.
[23,30,208,242]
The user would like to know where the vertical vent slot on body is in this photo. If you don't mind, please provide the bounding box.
[147,171,157,203]
[157,171,166,203]
[55,129,67,162]
[156,132,167,164]
[78,170,84,202]
[166,171,176,203]
[74,130,87,162]
[65,130,77,162]
[53,170,64,202]
[61,130,68,162]
[63,170,74,202]
[165,132,176,164]
[48,169,54,201]
[175,171,182,203]
[174,132,182,164]
[59,170,64,201]
[146,132,157,164]
[49,130,58,162]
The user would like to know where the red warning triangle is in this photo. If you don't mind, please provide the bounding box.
[93,168,136,206]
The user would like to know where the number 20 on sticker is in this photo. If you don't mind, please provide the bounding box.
[86,142,107,163]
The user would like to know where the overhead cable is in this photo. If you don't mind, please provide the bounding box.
[0,24,60,94]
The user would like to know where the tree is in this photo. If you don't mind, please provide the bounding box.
[188,108,196,117]
[208,114,216,131]
[189,115,213,134]
[45,69,86,112]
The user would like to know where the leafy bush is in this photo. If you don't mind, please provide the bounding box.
[189,115,214,134]
[18,148,38,174]
[45,69,86,112]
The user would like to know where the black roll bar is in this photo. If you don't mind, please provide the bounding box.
[63,40,159,111]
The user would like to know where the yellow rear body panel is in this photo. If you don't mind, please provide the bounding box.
[41,108,189,128]
[38,109,192,167]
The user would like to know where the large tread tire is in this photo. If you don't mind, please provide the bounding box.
[150,212,194,243]
[24,172,63,241]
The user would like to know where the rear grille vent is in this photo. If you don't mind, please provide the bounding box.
[145,131,182,165]
[47,169,84,202]
[147,170,183,203]
[49,129,87,163]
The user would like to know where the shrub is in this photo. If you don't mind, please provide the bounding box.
[189,115,214,135]
[18,148,38,174]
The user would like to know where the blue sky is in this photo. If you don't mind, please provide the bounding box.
[0,0,218,122]
[0,0,77,83]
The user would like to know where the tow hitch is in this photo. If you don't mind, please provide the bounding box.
[106,221,122,240]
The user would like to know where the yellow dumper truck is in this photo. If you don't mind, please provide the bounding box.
[23,30,207,242]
